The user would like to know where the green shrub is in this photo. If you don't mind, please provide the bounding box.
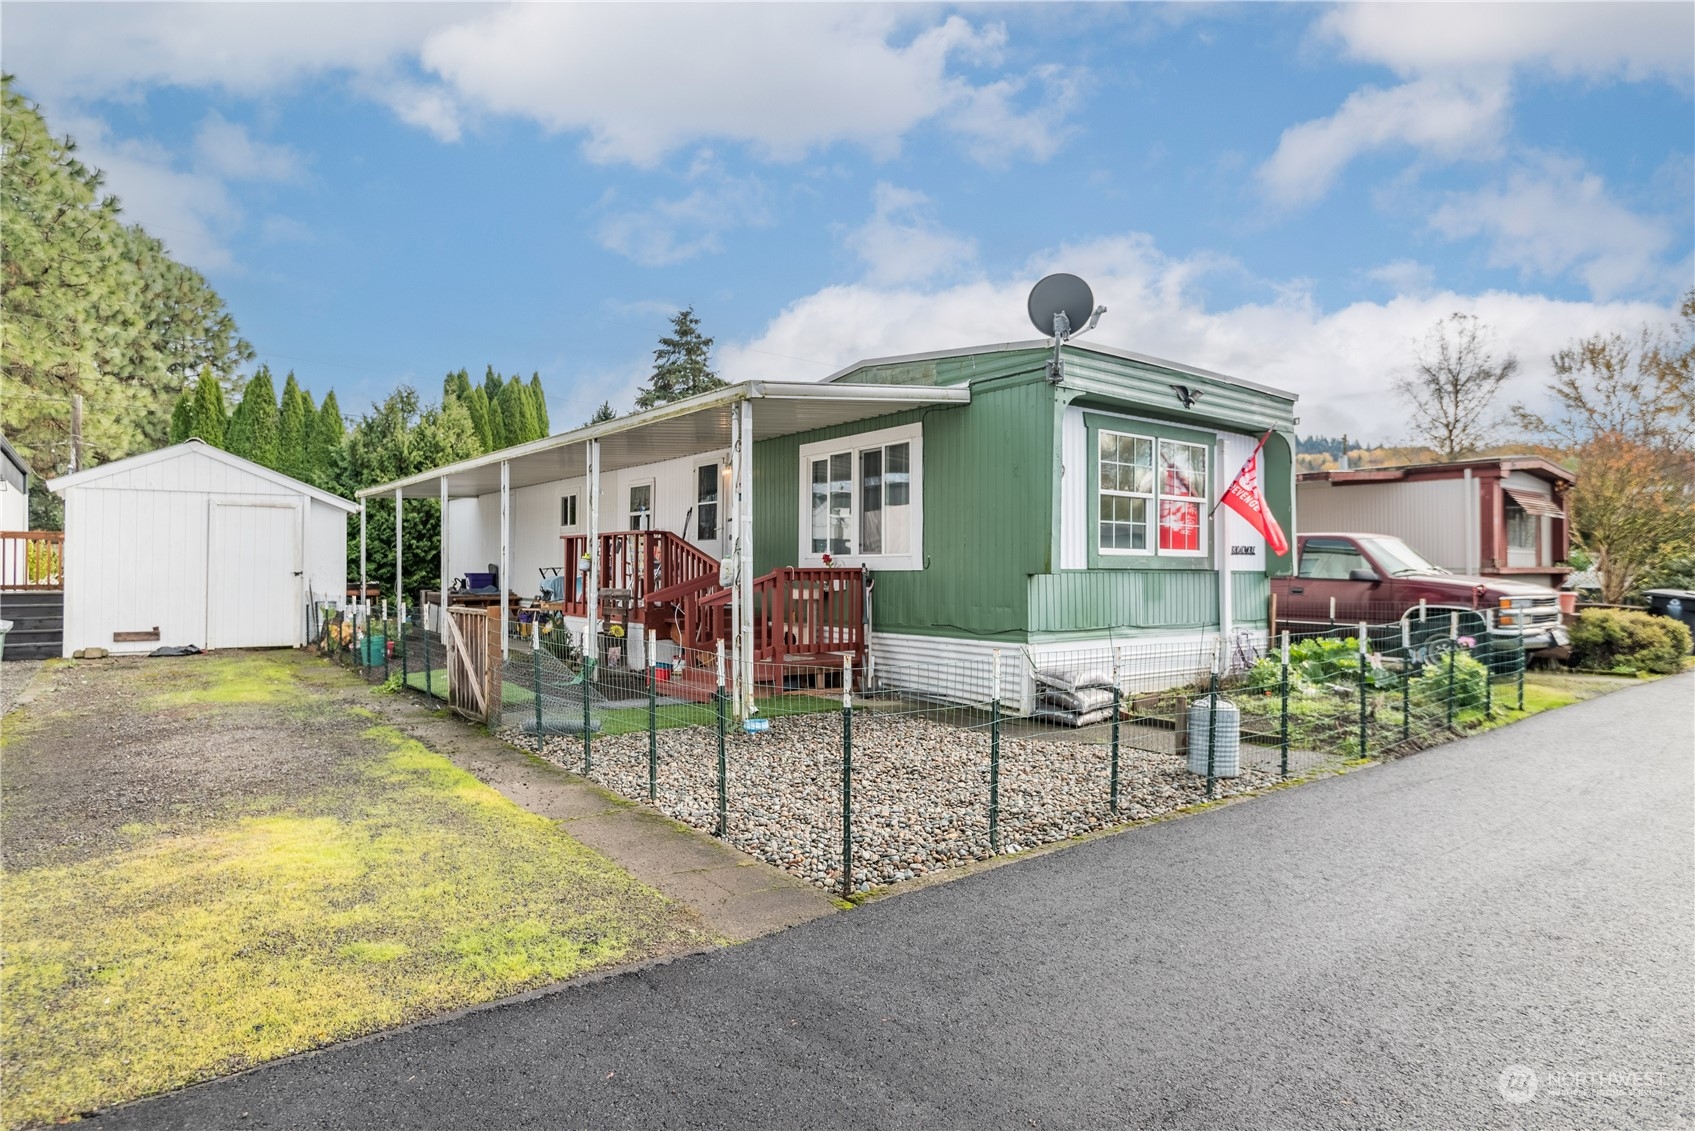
[1411,652,1488,713]
[1243,636,1399,693]
[1569,608,1691,675]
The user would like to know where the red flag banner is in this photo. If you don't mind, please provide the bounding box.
[1221,432,1289,556]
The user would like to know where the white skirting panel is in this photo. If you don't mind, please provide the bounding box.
[867,628,1273,716]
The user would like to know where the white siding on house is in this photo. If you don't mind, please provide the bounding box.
[1295,478,1474,573]
[0,480,26,530]
[447,448,732,598]
[56,444,351,655]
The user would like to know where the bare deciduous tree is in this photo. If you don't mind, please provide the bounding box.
[1395,313,1519,460]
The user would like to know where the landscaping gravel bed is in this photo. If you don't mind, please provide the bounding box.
[505,711,1281,893]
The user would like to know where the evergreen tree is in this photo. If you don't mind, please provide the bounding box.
[168,388,192,444]
[277,372,311,480]
[309,391,345,490]
[465,385,493,450]
[227,365,280,467]
[187,367,228,448]
[634,307,721,411]
[498,374,538,444]
[587,400,616,425]
[482,366,507,447]
[528,373,550,435]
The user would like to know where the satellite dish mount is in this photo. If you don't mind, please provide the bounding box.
[1027,274,1107,385]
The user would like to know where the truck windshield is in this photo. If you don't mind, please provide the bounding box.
[1358,536,1446,576]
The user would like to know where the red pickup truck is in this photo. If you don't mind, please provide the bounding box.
[1270,532,1570,656]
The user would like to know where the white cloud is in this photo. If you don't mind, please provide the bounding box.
[194,114,302,182]
[595,154,772,267]
[1257,77,1509,207]
[1428,157,1676,299]
[1318,3,1695,83]
[418,6,1076,167]
[59,114,242,271]
[1364,259,1436,296]
[718,232,1674,441]
[843,183,978,285]
[259,215,313,245]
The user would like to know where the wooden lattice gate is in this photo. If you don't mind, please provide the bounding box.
[444,606,489,721]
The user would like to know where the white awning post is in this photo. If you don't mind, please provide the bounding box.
[500,459,510,662]
[438,476,448,633]
[1216,434,1232,663]
[394,487,404,625]
[585,438,600,665]
[358,498,367,614]
[732,397,756,720]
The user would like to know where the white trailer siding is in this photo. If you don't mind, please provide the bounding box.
[50,442,353,655]
[1295,477,1475,573]
[446,448,731,599]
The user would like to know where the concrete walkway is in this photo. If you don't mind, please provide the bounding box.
[363,692,838,942]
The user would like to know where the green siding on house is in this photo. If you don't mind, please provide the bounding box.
[753,375,1056,639]
[756,342,1297,643]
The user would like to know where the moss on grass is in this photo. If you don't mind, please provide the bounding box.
[1,694,702,1128]
[142,653,305,709]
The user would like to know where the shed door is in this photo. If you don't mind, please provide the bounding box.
[207,501,301,648]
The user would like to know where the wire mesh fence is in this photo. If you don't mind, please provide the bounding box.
[311,601,1536,900]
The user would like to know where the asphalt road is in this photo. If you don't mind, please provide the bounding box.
[103,675,1694,1130]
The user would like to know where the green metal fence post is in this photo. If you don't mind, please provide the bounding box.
[422,620,432,698]
[400,607,409,689]
[1483,610,1494,718]
[1357,623,1369,760]
[1205,668,1219,800]
[841,653,853,899]
[1517,623,1526,712]
[1278,630,1291,778]
[1109,682,1121,812]
[1445,612,1458,729]
[989,649,1001,854]
[532,640,543,737]
[582,632,594,775]
[647,634,658,803]
[715,689,728,838]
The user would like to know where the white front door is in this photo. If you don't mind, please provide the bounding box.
[207,501,301,648]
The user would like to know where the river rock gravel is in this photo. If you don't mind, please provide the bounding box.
[505,711,1280,893]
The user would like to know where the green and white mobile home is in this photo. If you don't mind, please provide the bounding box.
[360,338,1297,715]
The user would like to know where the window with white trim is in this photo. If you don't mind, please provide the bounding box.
[560,494,578,528]
[628,482,652,530]
[797,423,923,569]
[696,464,719,542]
[1097,430,1209,557]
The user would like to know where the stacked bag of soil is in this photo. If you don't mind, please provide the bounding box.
[1032,667,1120,727]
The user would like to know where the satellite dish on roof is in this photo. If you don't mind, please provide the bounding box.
[1028,273,1096,340]
[1028,273,1107,384]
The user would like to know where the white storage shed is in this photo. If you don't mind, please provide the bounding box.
[47,440,355,656]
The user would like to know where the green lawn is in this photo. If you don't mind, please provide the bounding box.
[1,653,705,1128]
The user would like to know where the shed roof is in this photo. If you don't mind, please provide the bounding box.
[358,379,971,501]
[1298,455,1574,486]
[46,439,361,513]
[0,432,30,479]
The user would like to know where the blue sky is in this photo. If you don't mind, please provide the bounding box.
[5,2,1691,438]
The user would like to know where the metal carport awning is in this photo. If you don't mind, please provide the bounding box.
[357,380,970,501]
[354,379,969,717]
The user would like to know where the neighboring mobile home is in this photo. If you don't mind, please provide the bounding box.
[48,440,357,655]
[359,339,1297,715]
[1296,456,1574,592]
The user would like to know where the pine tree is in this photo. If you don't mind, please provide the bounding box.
[528,373,550,435]
[309,391,345,490]
[277,372,311,480]
[168,388,192,443]
[187,367,228,448]
[465,386,492,450]
[498,375,538,445]
[227,365,280,467]
[635,307,721,411]
[587,400,616,425]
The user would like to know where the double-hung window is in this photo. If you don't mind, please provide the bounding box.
[696,464,719,542]
[797,423,922,569]
[560,494,578,529]
[1097,429,1209,557]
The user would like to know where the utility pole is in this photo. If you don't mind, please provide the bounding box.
[70,394,84,473]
